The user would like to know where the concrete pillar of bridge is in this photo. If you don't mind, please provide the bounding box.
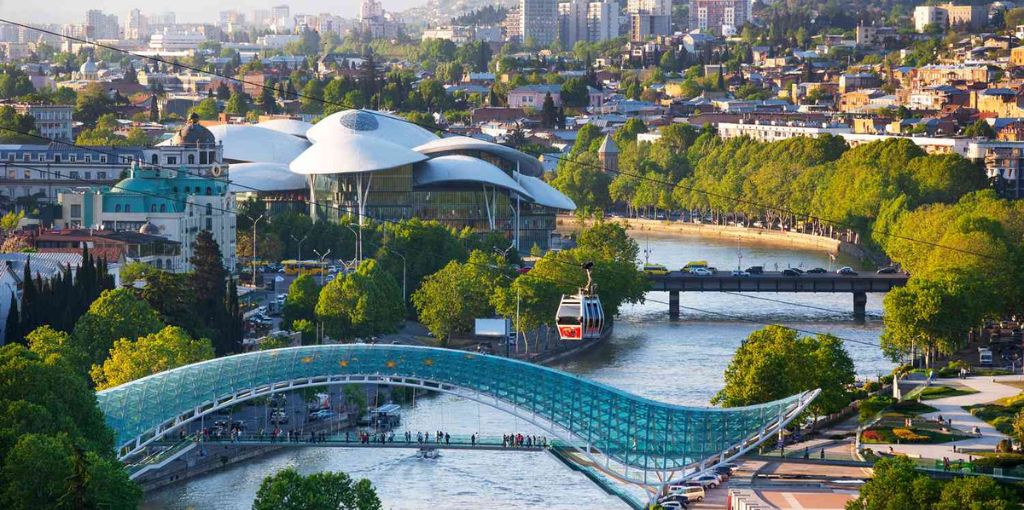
[669,291,680,320]
[853,292,867,319]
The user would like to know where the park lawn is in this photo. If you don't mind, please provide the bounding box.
[917,385,979,400]
[965,393,1024,435]
[860,426,966,445]
[890,400,938,415]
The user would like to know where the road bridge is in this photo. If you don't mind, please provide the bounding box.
[96,344,818,500]
[646,272,909,318]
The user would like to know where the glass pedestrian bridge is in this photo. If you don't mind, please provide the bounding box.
[97,344,817,491]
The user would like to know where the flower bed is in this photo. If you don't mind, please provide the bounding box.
[892,428,930,442]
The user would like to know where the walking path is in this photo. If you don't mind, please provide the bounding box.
[876,375,1022,461]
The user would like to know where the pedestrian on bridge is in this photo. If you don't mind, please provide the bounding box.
[445,433,450,445]
[471,433,476,447]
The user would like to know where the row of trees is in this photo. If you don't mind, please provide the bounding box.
[848,456,1019,510]
[412,222,648,345]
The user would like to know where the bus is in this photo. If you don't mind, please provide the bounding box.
[682,260,709,272]
[282,260,328,276]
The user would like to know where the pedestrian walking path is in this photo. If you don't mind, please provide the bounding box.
[878,375,1022,461]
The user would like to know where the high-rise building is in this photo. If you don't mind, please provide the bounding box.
[148,12,176,28]
[560,0,620,47]
[86,10,120,40]
[628,0,670,40]
[504,6,523,42]
[360,0,384,22]
[689,0,748,36]
[271,5,291,32]
[125,9,149,41]
[521,0,559,46]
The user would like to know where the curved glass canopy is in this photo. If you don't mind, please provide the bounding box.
[97,345,809,475]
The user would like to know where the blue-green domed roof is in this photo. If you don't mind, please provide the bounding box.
[110,177,169,195]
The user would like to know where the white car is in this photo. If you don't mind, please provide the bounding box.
[669,485,705,502]
[692,475,719,488]
[730,270,750,277]
[690,267,714,276]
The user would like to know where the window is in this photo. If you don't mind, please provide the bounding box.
[70,155,76,162]
[188,154,195,165]
[85,155,91,162]
[124,204,131,213]
[151,154,158,165]
[160,204,166,212]
[184,186,190,193]
[84,172,91,179]
[206,218,212,230]
[70,204,81,218]
[205,186,211,195]
[100,156,106,163]
[54,154,61,163]
[115,204,122,212]
[70,171,79,179]
[205,203,212,215]
[22,153,29,161]
[98,172,106,179]
[167,156,177,165]
[155,259,163,269]
[200,152,208,165]
[150,204,157,212]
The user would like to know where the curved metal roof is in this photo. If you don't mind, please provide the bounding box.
[412,155,532,198]
[255,118,314,139]
[228,162,306,192]
[517,174,576,211]
[307,109,440,148]
[96,344,815,482]
[289,133,428,175]
[206,124,311,164]
[413,136,545,177]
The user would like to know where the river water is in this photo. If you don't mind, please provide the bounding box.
[143,232,893,510]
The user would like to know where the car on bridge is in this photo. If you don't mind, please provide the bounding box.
[730,270,750,277]
[643,264,669,275]
[782,268,803,276]
[691,267,715,276]
[837,266,858,275]
[806,267,827,274]
[876,266,898,274]
[744,266,764,274]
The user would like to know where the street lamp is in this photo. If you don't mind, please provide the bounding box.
[251,214,264,289]
[389,249,407,305]
[313,248,331,287]
[290,234,308,261]
[343,224,361,264]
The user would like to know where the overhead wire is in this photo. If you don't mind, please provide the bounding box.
[0,16,1002,263]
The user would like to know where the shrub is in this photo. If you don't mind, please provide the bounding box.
[859,396,895,423]
[973,454,1024,470]
[992,416,1014,435]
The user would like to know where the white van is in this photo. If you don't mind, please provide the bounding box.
[669,484,705,502]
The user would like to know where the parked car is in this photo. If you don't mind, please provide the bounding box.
[876,266,897,274]
[691,475,719,488]
[837,266,858,275]
[659,501,686,510]
[657,494,692,508]
[805,267,827,274]
[745,266,764,274]
[669,485,705,502]
[782,268,802,276]
[691,267,714,276]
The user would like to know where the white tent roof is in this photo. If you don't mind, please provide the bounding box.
[307,110,439,148]
[228,162,306,192]
[517,173,576,211]
[412,155,532,198]
[413,136,545,177]
[207,124,311,164]
[256,118,313,139]
[289,133,428,175]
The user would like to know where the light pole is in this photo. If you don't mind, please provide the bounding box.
[343,224,361,264]
[251,214,264,288]
[290,234,308,261]
[313,248,331,287]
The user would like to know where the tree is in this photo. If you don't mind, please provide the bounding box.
[73,83,113,125]
[258,85,279,114]
[252,467,381,510]
[69,288,164,377]
[541,92,557,128]
[189,231,238,355]
[4,293,19,344]
[300,79,324,114]
[90,326,213,390]
[316,259,404,340]
[712,326,853,415]
[282,275,320,330]
[224,90,249,116]
[962,119,996,139]
[845,457,939,510]
[0,344,141,509]
[933,476,1019,510]
[192,97,220,120]
[575,221,639,264]
[412,250,510,344]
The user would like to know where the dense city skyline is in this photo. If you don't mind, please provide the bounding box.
[1,0,427,24]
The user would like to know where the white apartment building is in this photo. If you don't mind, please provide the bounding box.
[149,29,206,51]
[11,104,73,141]
[521,0,559,46]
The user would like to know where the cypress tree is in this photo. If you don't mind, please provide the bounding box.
[20,257,33,334]
[5,293,19,344]
[190,231,230,354]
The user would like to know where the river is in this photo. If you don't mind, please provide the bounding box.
[142,232,893,510]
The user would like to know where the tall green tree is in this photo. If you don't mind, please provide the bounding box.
[69,288,164,378]
[844,456,939,510]
[412,250,511,344]
[189,231,237,355]
[282,275,320,330]
[316,259,404,340]
[90,326,214,390]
